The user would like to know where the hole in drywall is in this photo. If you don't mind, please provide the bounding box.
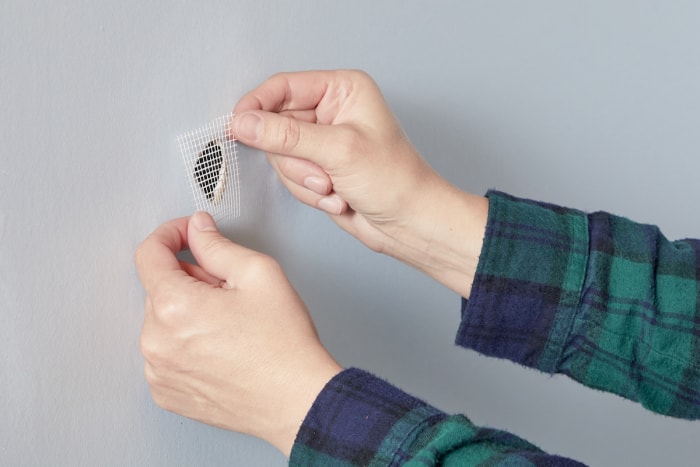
[194,139,227,205]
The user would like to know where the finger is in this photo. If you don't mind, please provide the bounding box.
[179,260,223,286]
[272,166,348,216]
[279,109,318,123]
[186,211,259,284]
[233,70,342,115]
[233,70,385,125]
[135,217,191,293]
[267,153,332,196]
[266,155,348,215]
[225,104,317,143]
[231,110,353,169]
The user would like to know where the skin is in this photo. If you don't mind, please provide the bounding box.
[135,212,341,455]
[135,70,489,457]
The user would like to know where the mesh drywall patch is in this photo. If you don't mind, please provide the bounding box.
[177,114,241,220]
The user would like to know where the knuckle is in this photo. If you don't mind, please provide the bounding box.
[139,333,164,366]
[244,253,283,281]
[149,283,182,317]
[268,71,288,83]
[140,303,189,366]
[341,69,377,95]
[143,362,158,384]
[144,369,178,413]
[347,68,372,84]
[277,117,302,153]
[202,236,231,261]
[208,236,231,254]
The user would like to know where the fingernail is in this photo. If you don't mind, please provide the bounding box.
[191,211,218,232]
[234,112,262,142]
[318,196,343,215]
[303,176,330,195]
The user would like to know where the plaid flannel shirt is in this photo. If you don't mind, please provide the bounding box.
[290,191,700,466]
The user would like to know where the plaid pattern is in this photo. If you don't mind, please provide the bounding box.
[459,191,700,418]
[290,369,583,466]
[290,191,700,465]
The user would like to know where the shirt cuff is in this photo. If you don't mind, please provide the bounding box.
[456,190,589,373]
[289,368,447,466]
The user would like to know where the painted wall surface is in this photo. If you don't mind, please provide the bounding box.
[2,1,699,465]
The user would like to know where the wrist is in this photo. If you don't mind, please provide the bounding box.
[382,180,488,297]
[265,355,343,458]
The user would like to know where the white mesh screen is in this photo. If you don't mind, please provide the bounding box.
[177,114,241,220]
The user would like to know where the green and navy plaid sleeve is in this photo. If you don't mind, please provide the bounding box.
[290,368,582,466]
[289,190,700,466]
[458,190,700,418]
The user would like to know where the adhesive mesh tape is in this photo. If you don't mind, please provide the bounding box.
[177,114,241,220]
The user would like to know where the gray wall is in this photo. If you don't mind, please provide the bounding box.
[2,1,699,466]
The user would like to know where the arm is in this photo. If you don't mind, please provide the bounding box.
[232,70,700,418]
[291,369,583,466]
[134,212,342,456]
[135,213,583,464]
[460,191,700,419]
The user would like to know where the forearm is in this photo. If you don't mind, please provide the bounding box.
[291,369,583,466]
[380,177,488,298]
[459,191,700,419]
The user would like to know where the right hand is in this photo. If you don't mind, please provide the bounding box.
[231,70,488,298]
[230,69,447,254]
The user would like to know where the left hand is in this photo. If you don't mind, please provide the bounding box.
[134,211,342,456]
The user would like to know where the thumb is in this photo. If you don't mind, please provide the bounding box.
[187,211,250,284]
[231,110,350,169]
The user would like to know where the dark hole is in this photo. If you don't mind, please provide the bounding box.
[194,140,223,200]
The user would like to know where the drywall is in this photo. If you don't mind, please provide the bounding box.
[2,1,700,465]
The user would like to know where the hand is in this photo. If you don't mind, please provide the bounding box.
[231,69,439,252]
[135,212,342,457]
[231,70,488,297]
